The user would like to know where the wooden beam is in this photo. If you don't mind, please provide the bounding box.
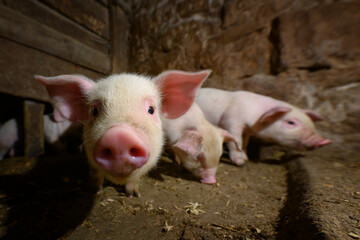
[110,3,129,73]
[0,37,102,102]
[1,0,109,54]
[40,0,110,39]
[97,0,109,7]
[0,4,111,74]
[23,100,45,157]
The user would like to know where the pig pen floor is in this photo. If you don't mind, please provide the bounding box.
[0,137,359,239]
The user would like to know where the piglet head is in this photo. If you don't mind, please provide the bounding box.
[255,106,331,150]
[199,128,238,184]
[292,109,331,150]
[173,126,237,184]
[36,70,210,195]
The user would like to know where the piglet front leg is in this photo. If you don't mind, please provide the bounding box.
[125,180,141,198]
[222,122,248,166]
[88,166,105,194]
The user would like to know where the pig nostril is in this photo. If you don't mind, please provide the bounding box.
[102,148,112,157]
[130,147,143,157]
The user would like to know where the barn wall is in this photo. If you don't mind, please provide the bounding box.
[0,0,359,157]
[127,0,360,136]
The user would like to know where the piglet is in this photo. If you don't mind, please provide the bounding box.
[36,70,211,196]
[0,115,82,159]
[43,114,82,153]
[196,88,331,166]
[163,103,237,184]
[0,118,18,159]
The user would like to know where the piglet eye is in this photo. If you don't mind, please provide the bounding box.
[148,106,155,115]
[90,100,102,119]
[287,120,295,125]
[92,107,99,117]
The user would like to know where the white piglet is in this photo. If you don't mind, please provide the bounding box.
[36,70,211,196]
[163,103,237,184]
[0,115,81,159]
[196,88,331,166]
[0,119,18,159]
[43,114,82,153]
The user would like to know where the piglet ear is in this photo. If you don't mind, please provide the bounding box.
[173,130,203,159]
[155,70,211,119]
[252,106,292,133]
[303,109,324,122]
[35,75,94,122]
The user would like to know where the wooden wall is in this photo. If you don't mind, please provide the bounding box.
[0,0,129,157]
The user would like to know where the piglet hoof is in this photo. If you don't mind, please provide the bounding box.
[233,158,246,166]
[88,169,105,193]
[230,151,248,166]
[201,178,217,185]
[125,182,141,198]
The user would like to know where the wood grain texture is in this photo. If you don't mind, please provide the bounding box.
[1,0,109,54]
[0,4,111,73]
[110,3,129,73]
[39,0,110,39]
[0,37,102,102]
[23,100,45,157]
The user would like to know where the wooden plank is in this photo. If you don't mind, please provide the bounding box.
[96,0,109,7]
[23,100,45,157]
[0,4,111,74]
[0,0,109,54]
[0,37,102,102]
[110,3,129,73]
[39,0,109,39]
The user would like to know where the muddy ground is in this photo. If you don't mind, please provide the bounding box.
[0,135,359,240]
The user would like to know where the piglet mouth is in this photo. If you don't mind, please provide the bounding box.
[96,157,142,177]
[110,168,135,178]
[95,150,150,177]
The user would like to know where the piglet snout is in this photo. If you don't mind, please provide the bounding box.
[93,124,150,176]
[199,168,217,184]
[303,134,331,150]
[314,138,331,148]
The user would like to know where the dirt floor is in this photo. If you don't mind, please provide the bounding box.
[0,135,359,240]
[281,135,360,240]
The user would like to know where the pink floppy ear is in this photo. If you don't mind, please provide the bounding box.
[155,70,211,119]
[35,74,95,122]
[303,109,324,122]
[173,130,203,159]
[252,106,292,133]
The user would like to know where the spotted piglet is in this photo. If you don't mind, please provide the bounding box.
[36,70,211,196]
[196,88,331,166]
[163,103,237,184]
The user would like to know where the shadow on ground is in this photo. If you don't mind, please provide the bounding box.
[0,155,96,240]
